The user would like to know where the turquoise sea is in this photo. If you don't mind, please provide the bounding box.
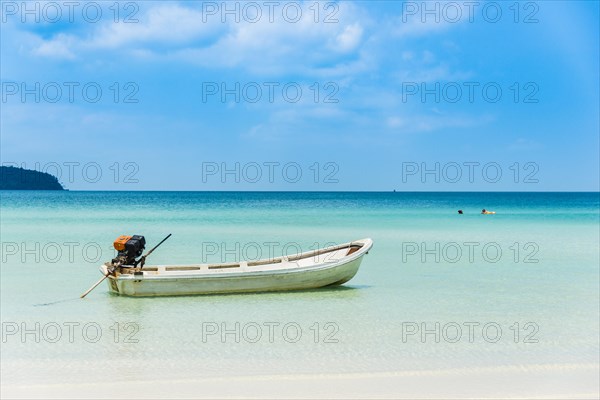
[1,191,599,386]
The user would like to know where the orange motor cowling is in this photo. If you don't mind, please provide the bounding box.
[113,235,132,251]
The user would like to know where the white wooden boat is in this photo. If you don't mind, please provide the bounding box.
[100,238,373,296]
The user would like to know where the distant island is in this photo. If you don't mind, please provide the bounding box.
[0,166,65,190]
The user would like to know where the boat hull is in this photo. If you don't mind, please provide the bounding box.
[107,257,363,297]
[102,238,372,297]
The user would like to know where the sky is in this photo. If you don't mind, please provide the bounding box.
[0,0,599,191]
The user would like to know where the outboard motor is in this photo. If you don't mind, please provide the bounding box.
[112,235,146,267]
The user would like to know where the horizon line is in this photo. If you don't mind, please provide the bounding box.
[2,190,599,194]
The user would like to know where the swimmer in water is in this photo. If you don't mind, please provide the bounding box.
[458,210,463,214]
[481,209,496,214]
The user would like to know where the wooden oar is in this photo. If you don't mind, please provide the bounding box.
[80,266,115,298]
[80,234,172,299]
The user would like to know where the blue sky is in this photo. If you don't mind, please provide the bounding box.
[1,0,598,190]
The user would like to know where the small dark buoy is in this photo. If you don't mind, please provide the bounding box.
[458,210,463,214]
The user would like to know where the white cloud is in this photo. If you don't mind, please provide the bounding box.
[90,4,224,48]
[241,101,347,141]
[23,2,371,79]
[386,116,405,129]
[334,23,363,53]
[31,33,76,59]
[8,1,484,144]
[386,112,488,133]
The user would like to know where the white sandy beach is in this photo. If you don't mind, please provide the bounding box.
[3,364,599,399]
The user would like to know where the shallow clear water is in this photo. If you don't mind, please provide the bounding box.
[1,191,598,385]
